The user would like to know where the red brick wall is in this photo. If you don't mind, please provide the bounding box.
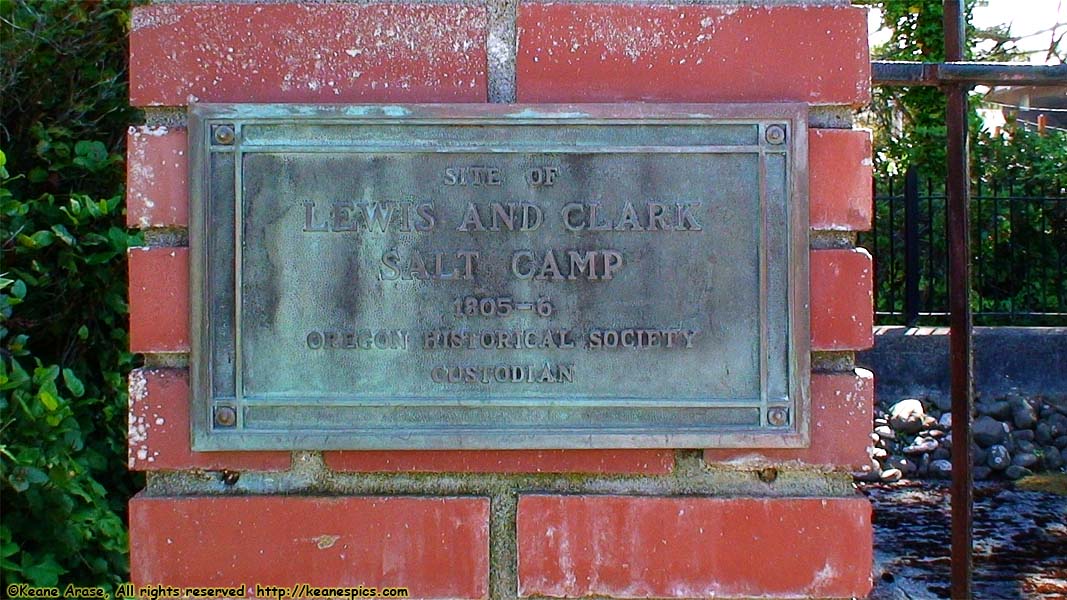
[127,3,873,598]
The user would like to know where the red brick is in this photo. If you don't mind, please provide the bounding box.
[129,247,189,353]
[126,126,188,229]
[810,129,873,231]
[128,368,290,472]
[704,369,873,470]
[325,450,674,474]
[811,248,874,351]
[130,4,487,106]
[517,4,870,105]
[130,494,489,598]
[517,495,871,599]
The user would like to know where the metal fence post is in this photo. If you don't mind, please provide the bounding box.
[904,167,921,327]
[944,1,975,597]
[869,25,1066,600]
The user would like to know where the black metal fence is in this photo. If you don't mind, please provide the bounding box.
[859,168,1067,326]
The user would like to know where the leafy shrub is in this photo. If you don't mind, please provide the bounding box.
[1,0,141,587]
[860,125,1067,325]
[858,0,1067,324]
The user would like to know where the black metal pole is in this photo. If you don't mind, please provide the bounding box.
[904,167,921,327]
[944,1,974,598]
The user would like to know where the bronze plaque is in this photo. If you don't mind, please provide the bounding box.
[189,103,810,450]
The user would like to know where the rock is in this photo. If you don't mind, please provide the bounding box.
[854,469,881,483]
[872,447,888,460]
[917,453,931,476]
[875,425,896,440]
[939,413,952,429]
[886,456,916,475]
[988,445,1011,470]
[1055,435,1067,449]
[880,468,903,483]
[978,400,1012,420]
[1005,465,1032,480]
[1012,429,1035,442]
[974,416,1008,447]
[931,448,951,462]
[1012,452,1039,468]
[930,459,952,478]
[903,438,938,455]
[973,466,992,481]
[1002,435,1017,452]
[973,446,988,466]
[874,417,889,427]
[1013,402,1038,430]
[889,399,926,434]
[993,400,1015,420]
[854,458,882,482]
[1043,447,1064,470]
[921,415,938,429]
[933,395,952,412]
[927,429,945,439]
[1036,422,1053,444]
[1049,413,1067,437]
[1015,439,1037,454]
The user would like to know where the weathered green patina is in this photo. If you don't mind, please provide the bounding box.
[189,103,809,450]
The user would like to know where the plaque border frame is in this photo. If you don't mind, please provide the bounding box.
[189,103,811,450]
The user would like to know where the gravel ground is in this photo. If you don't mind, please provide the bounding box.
[864,481,1067,599]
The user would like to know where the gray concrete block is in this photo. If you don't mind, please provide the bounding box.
[857,326,1067,399]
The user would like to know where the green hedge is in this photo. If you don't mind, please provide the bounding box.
[861,125,1067,325]
[1,0,141,587]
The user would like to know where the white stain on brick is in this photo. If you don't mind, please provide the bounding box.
[131,6,182,30]
[132,4,487,104]
[128,369,170,469]
[127,125,183,228]
[810,561,840,590]
[524,6,751,69]
[128,369,150,469]
[313,534,340,550]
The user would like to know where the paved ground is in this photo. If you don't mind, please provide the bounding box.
[864,481,1067,599]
